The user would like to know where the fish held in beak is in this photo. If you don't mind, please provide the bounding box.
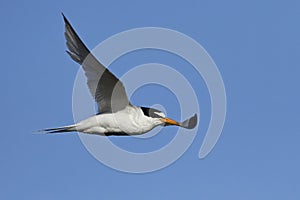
[160,114,197,129]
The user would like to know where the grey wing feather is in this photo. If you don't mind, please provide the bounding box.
[62,14,130,113]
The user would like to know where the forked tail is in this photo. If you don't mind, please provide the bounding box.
[40,125,77,134]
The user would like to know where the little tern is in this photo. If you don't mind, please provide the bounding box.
[42,14,197,136]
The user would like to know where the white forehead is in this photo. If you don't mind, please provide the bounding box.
[154,111,165,118]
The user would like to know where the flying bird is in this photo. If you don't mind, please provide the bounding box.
[42,14,197,136]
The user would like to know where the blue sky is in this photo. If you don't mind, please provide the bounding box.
[1,0,300,199]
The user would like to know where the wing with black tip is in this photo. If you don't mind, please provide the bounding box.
[62,14,130,113]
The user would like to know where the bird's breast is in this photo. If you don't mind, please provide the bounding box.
[78,107,157,135]
[107,107,156,134]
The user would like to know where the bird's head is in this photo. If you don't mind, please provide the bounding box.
[140,107,197,129]
[140,107,178,126]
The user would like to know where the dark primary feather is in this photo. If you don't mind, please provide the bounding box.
[62,13,130,113]
[62,14,89,64]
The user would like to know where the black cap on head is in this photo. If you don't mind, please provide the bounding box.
[140,107,164,118]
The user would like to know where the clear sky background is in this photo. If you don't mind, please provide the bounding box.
[1,0,300,199]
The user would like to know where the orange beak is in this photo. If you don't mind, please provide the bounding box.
[160,118,180,126]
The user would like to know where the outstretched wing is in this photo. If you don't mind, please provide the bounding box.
[63,14,130,113]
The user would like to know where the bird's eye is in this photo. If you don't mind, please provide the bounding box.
[154,112,165,118]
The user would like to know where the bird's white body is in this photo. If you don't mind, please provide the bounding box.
[75,106,163,135]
